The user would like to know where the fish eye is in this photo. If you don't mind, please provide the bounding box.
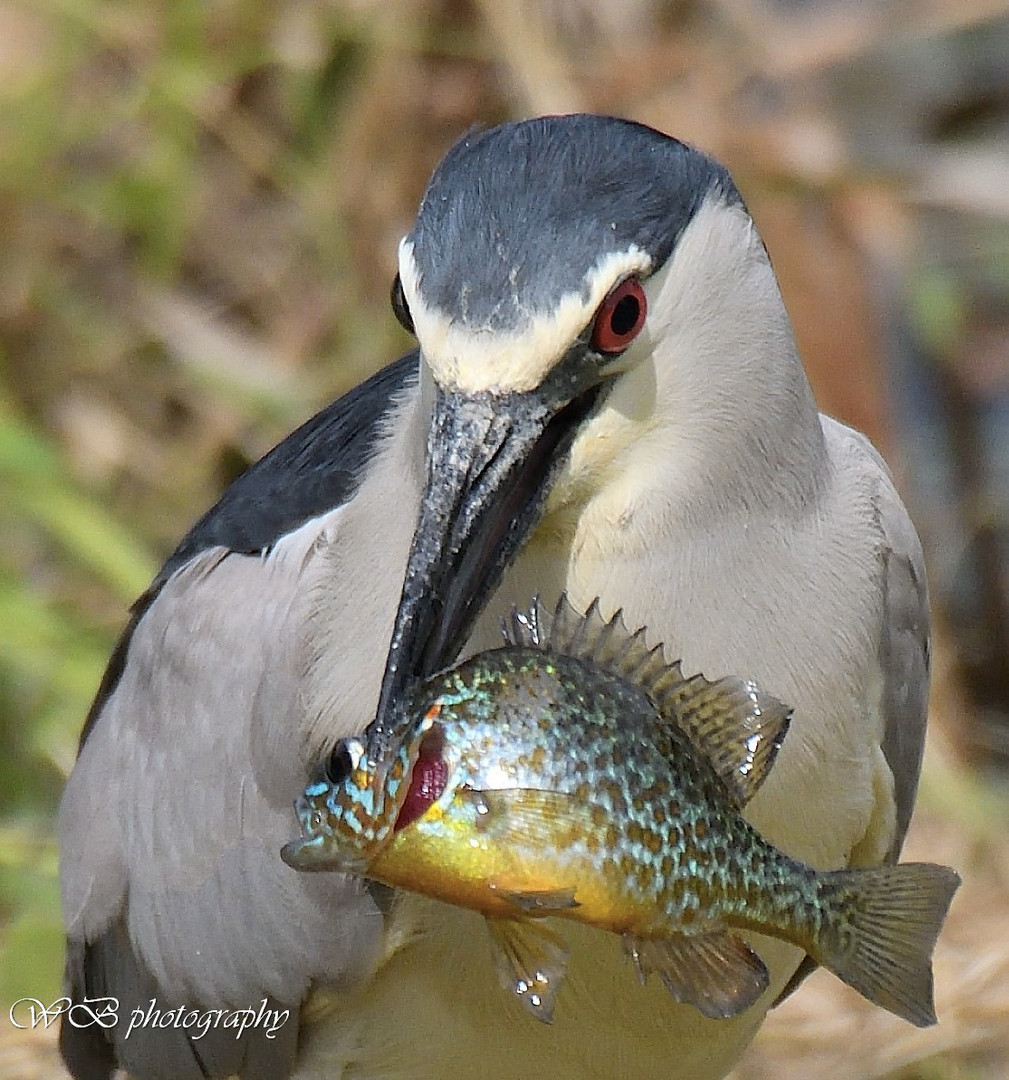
[324,741,355,785]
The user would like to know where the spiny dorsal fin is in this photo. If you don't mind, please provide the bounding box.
[502,599,547,649]
[655,671,792,807]
[504,594,664,682]
[503,595,792,807]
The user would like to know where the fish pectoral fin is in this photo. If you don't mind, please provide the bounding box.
[472,787,589,846]
[485,916,569,1024]
[624,929,769,1019]
[491,884,580,912]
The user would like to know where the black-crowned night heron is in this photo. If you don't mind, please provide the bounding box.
[59,114,929,1080]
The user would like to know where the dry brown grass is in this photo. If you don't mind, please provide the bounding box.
[732,630,1009,1080]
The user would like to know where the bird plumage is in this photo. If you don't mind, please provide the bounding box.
[59,115,929,1080]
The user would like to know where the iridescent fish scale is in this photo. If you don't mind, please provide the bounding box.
[425,648,809,933]
[282,597,960,1028]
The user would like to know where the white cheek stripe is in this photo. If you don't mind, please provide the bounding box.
[398,240,652,394]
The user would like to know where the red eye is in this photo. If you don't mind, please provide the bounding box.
[591,277,647,354]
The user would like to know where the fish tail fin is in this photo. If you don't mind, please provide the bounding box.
[812,863,960,1027]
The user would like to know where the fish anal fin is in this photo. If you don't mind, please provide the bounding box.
[656,673,792,806]
[624,930,769,1019]
[485,917,569,1023]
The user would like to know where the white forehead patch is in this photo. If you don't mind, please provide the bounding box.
[398,240,652,394]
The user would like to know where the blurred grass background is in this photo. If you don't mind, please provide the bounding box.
[1,0,1008,1077]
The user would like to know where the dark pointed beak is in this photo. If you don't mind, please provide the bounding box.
[369,374,602,753]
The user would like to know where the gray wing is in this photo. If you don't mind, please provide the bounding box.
[77,352,420,749]
[835,423,931,859]
[776,423,930,1007]
[875,467,931,858]
[59,355,419,1080]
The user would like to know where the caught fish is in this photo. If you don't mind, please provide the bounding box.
[282,596,959,1025]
